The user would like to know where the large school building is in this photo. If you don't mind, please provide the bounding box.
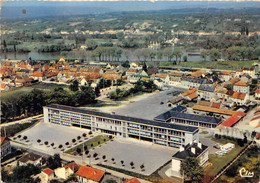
[43,104,199,148]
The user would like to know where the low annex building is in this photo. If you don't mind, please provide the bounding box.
[18,152,42,166]
[1,137,11,157]
[44,104,199,148]
[76,166,105,183]
[171,142,209,178]
[154,107,222,128]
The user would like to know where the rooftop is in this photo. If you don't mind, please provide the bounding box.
[154,108,221,125]
[193,105,237,116]
[123,178,141,183]
[42,168,54,175]
[46,104,198,133]
[76,166,105,182]
[18,152,42,163]
[172,143,208,160]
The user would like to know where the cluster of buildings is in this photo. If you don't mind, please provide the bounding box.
[1,150,141,183]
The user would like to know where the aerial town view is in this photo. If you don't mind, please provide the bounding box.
[0,1,260,183]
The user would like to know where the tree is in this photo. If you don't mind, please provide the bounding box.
[200,50,208,61]
[51,143,55,147]
[140,164,145,171]
[23,136,28,140]
[89,131,92,135]
[157,50,163,61]
[94,153,98,158]
[142,62,148,72]
[37,139,41,143]
[102,155,106,161]
[69,80,79,92]
[111,158,115,163]
[209,48,221,61]
[121,160,124,166]
[163,47,173,61]
[149,50,156,62]
[183,55,188,62]
[77,136,81,140]
[85,150,89,155]
[65,142,69,146]
[130,162,134,168]
[72,139,76,143]
[173,47,183,64]
[58,145,63,149]
[76,148,82,154]
[95,87,101,97]
[44,141,48,146]
[82,133,87,137]
[180,157,204,183]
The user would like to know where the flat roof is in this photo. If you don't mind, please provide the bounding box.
[46,104,198,133]
[154,109,222,125]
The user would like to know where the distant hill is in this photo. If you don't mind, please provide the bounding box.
[1,1,260,20]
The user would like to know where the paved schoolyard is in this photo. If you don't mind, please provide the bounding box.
[114,87,187,120]
[13,120,94,154]
[89,137,177,176]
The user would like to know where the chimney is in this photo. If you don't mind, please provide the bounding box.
[191,147,196,154]
[179,145,184,152]
[198,142,202,149]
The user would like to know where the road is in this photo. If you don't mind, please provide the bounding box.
[10,141,152,183]
[0,114,43,127]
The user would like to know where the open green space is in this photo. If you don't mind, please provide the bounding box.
[154,60,258,70]
[206,146,245,176]
[65,135,111,155]
[1,83,69,101]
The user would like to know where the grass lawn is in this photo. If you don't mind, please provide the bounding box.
[65,135,111,155]
[1,83,69,101]
[206,145,245,176]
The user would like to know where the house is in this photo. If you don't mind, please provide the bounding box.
[233,81,249,94]
[219,71,231,82]
[76,166,105,183]
[167,96,183,107]
[181,88,198,101]
[55,161,80,180]
[18,152,42,166]
[130,62,142,70]
[231,92,249,105]
[41,168,54,183]
[198,84,215,100]
[146,67,158,76]
[126,68,138,77]
[242,68,256,78]
[123,178,141,183]
[1,83,9,91]
[169,72,182,86]
[1,137,11,157]
[31,71,45,82]
[171,142,208,178]
[255,89,260,99]
[181,77,212,88]
[193,104,237,117]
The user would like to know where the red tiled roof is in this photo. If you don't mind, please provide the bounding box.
[211,102,221,109]
[231,92,246,100]
[221,116,240,127]
[42,168,53,175]
[123,178,141,183]
[234,81,248,86]
[1,137,9,146]
[126,69,138,73]
[187,92,198,100]
[31,71,44,77]
[256,89,260,94]
[1,83,7,89]
[76,166,105,182]
[64,162,80,172]
[236,111,246,117]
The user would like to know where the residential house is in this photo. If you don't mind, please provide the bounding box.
[123,178,141,183]
[1,137,11,157]
[167,96,183,107]
[242,68,256,78]
[181,88,198,101]
[157,73,170,84]
[219,71,232,82]
[153,79,164,89]
[18,152,42,166]
[181,77,212,88]
[233,81,249,94]
[190,70,208,78]
[31,71,45,82]
[169,72,182,86]
[231,92,249,105]
[130,62,142,70]
[146,67,158,76]
[41,168,54,183]
[76,166,105,183]
[126,69,138,77]
[255,89,260,99]
[1,83,9,91]
[171,142,208,178]
[54,161,80,180]
[198,84,215,100]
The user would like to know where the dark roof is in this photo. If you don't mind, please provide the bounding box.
[198,84,215,92]
[46,104,198,133]
[181,76,213,84]
[18,153,41,163]
[154,109,221,125]
[172,143,208,160]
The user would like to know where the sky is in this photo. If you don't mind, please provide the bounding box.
[1,1,260,19]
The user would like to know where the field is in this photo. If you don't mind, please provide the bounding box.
[65,135,111,155]
[156,60,258,70]
[1,83,69,101]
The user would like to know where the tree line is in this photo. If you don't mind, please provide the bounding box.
[1,87,96,123]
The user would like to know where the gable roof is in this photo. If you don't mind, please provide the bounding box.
[187,93,198,100]
[234,81,248,87]
[1,137,9,146]
[31,71,44,77]
[42,168,54,175]
[172,143,208,160]
[64,162,80,172]
[193,105,237,116]
[18,153,42,163]
[76,166,105,182]
[198,84,215,92]
[123,178,141,183]
[221,116,241,127]
[231,92,247,100]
